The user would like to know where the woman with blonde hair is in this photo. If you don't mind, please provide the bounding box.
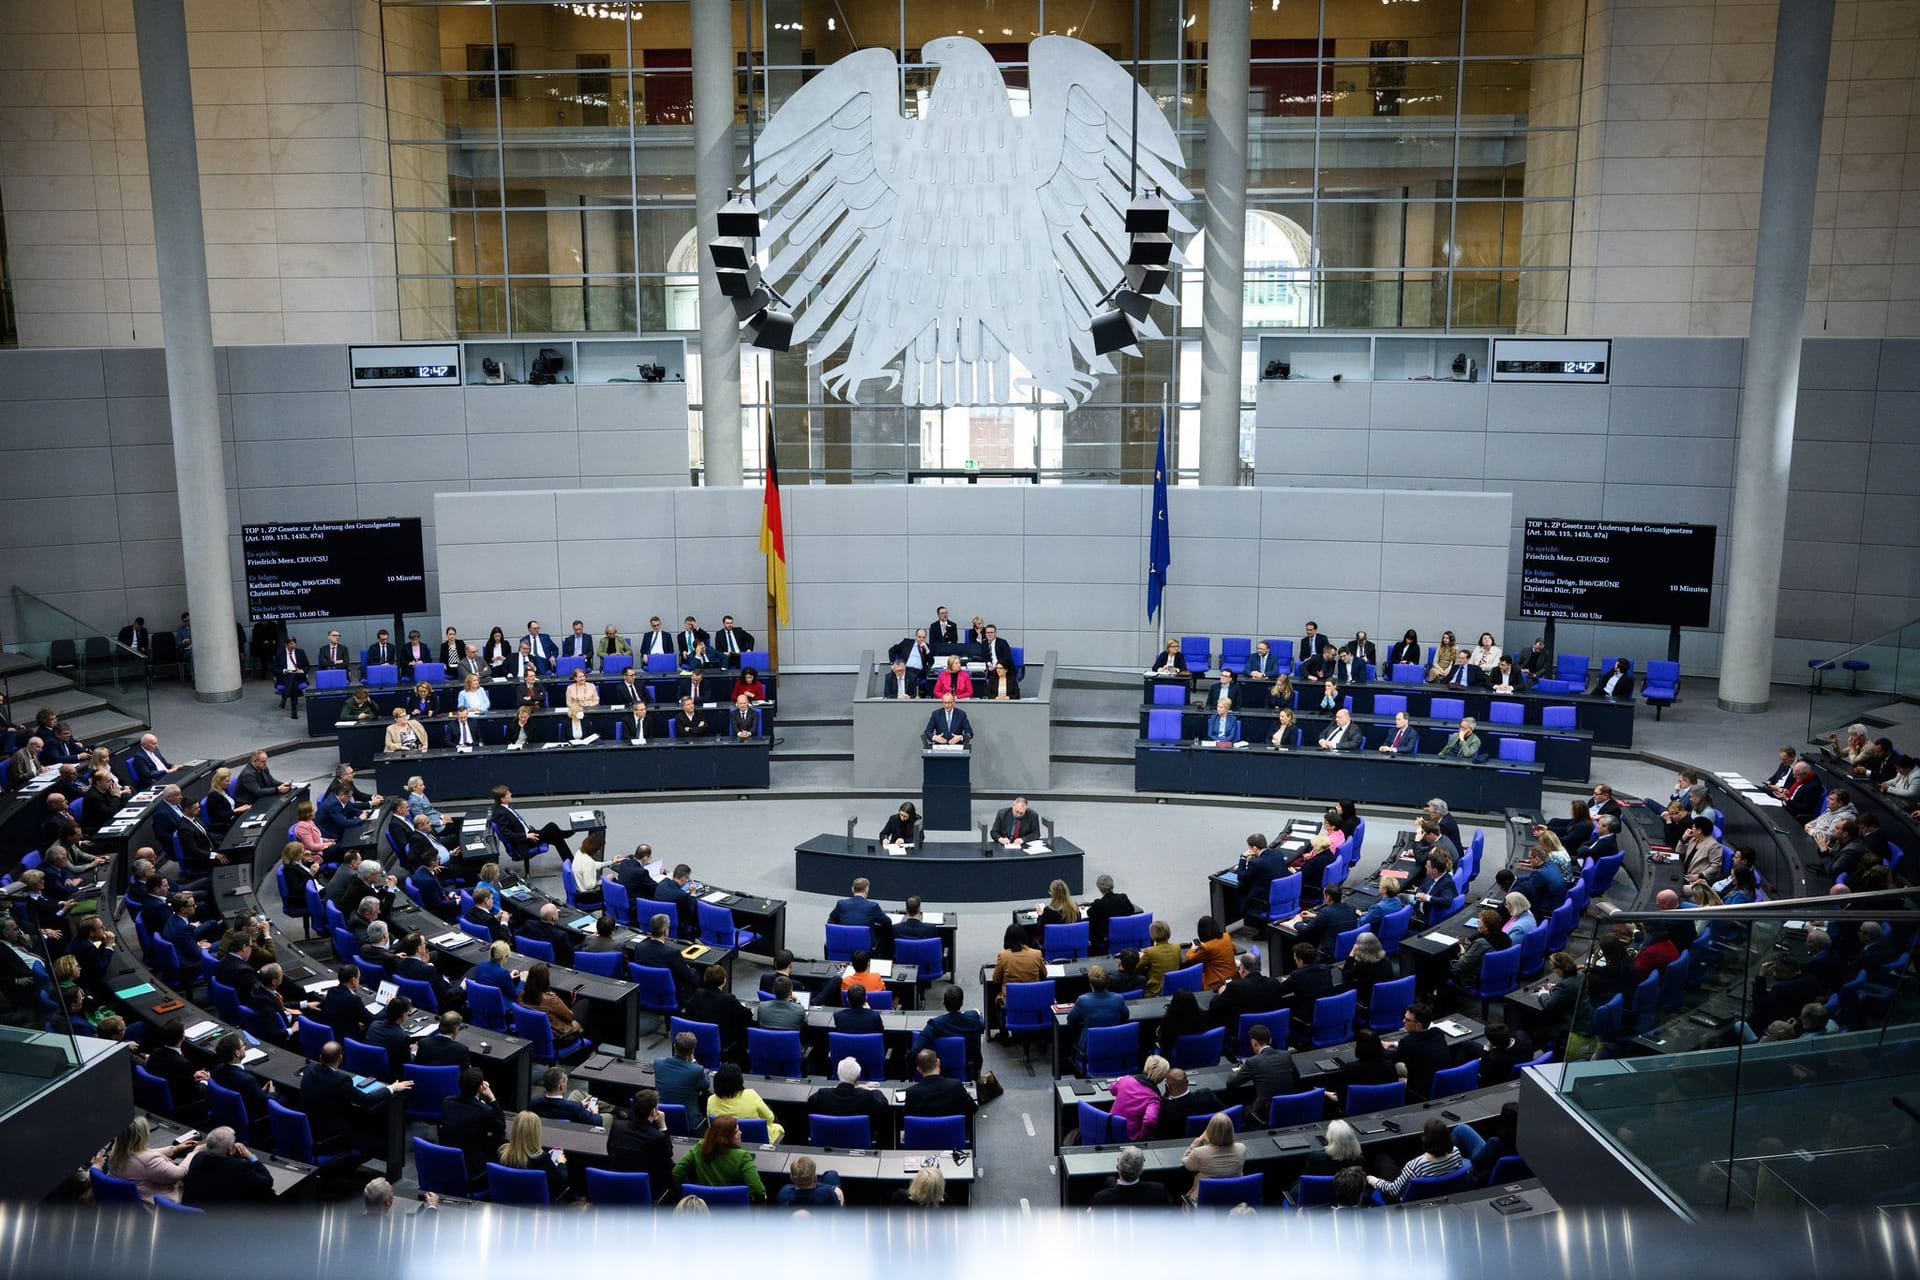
[1269,706,1298,747]
[564,666,600,710]
[100,1116,195,1205]
[496,1109,567,1198]
[1037,878,1081,927]
[457,671,491,713]
[891,1165,947,1207]
[1182,1111,1248,1203]
[203,766,242,839]
[1109,1054,1170,1140]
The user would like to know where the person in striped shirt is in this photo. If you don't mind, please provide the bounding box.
[1369,1118,1467,1201]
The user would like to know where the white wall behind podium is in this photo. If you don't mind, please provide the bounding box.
[432,485,1514,669]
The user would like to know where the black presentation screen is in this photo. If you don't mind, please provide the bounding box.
[1520,519,1716,627]
[242,519,427,622]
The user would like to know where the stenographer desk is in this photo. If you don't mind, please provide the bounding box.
[373,737,770,801]
[1135,741,1545,812]
[794,833,1085,902]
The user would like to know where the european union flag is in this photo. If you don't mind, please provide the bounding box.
[1147,412,1171,622]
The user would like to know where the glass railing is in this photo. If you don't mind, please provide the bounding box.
[0,911,86,1121]
[8,588,150,730]
[1548,886,1920,1216]
[1805,616,1920,742]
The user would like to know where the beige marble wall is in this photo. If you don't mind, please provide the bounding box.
[0,0,405,346]
[1565,0,1920,337]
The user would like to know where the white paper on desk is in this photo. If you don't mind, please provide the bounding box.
[844,959,894,979]
[921,912,947,925]
[568,734,600,746]
[1024,842,1050,854]
[1435,1019,1471,1037]
[1044,963,1067,979]
[1424,931,1458,945]
[1750,795,1785,807]
[569,810,598,825]
[1720,773,1749,783]
[887,846,909,856]
[241,1048,267,1066]
[542,740,564,749]
[505,743,522,751]
[432,931,470,948]
[306,979,339,994]
[184,1020,221,1041]
[700,890,729,904]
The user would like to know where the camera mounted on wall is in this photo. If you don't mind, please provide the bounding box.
[1263,359,1291,380]
[528,347,567,385]
[481,357,504,384]
[636,362,667,383]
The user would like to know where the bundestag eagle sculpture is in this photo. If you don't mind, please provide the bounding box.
[749,36,1191,409]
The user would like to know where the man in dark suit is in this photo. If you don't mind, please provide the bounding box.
[1083,876,1139,954]
[529,1066,600,1124]
[614,845,657,897]
[714,616,755,666]
[1297,644,1333,683]
[636,617,673,660]
[1589,783,1625,820]
[1516,637,1552,679]
[274,636,311,716]
[489,785,573,860]
[126,732,172,785]
[408,860,459,919]
[606,1086,676,1185]
[517,903,577,968]
[520,620,558,666]
[977,623,1013,670]
[559,620,595,664]
[320,966,373,1040]
[42,725,86,765]
[672,696,709,738]
[1245,639,1283,683]
[462,887,513,944]
[299,1041,376,1150]
[456,644,488,680]
[1424,799,1463,855]
[683,965,751,1063]
[832,983,886,1035]
[804,1057,893,1147]
[1392,1003,1454,1099]
[1294,885,1361,960]
[1276,941,1336,1016]
[1316,708,1362,752]
[1296,623,1322,666]
[1226,1022,1298,1127]
[118,616,152,656]
[881,659,919,700]
[1153,1069,1228,1141]
[210,1032,271,1139]
[632,912,697,1000]
[315,629,350,673]
[1208,951,1285,1033]
[922,694,972,746]
[442,707,481,751]
[1090,1148,1177,1206]
[1439,651,1482,689]
[234,750,290,805]
[1377,711,1419,756]
[362,629,395,671]
[1575,815,1621,866]
[1589,659,1635,699]
[652,865,700,938]
[415,1011,473,1069]
[181,1127,274,1205]
[928,607,960,650]
[367,997,417,1079]
[827,876,890,934]
[676,616,710,664]
[1331,648,1366,684]
[78,769,124,835]
[990,797,1040,848]
[902,1048,976,1118]
[438,1066,506,1179]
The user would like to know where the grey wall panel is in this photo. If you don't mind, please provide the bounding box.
[1024,582,1143,631]
[0,349,106,400]
[668,536,761,586]
[1779,539,1860,594]
[562,488,676,540]
[1023,535,1143,584]
[464,385,576,434]
[115,496,180,542]
[466,432,581,482]
[673,487,760,538]
[8,446,114,495]
[1788,439,1872,494]
[905,534,1025,569]
[788,581,903,631]
[350,387,468,436]
[907,484,1023,531]
[12,544,124,594]
[1256,380,1372,427]
[1799,338,1881,390]
[1022,486,1144,537]
[1854,550,1920,598]
[1260,540,1386,592]
[1597,483,1732,528]
[1603,435,1734,486]
[438,590,561,640]
[226,344,341,395]
[354,481,461,525]
[1161,585,1263,640]
[109,445,179,495]
[121,539,185,588]
[1794,389,1878,442]
[1256,588,1382,640]
[574,384,684,433]
[1611,336,1743,386]
[1370,381,1490,430]
[12,397,112,445]
[230,390,351,441]
[1852,593,1920,639]
[576,431,688,479]
[1880,341,1920,391]
[237,483,362,524]
[786,485,909,537]
[1264,488,1385,541]
[435,541,558,593]
[1866,443,1920,494]
[1608,386,1741,437]
[102,347,168,398]
[1167,486,1261,532]
[1482,433,1607,480]
[1167,537,1265,587]
[1486,382,1611,433]
[1380,543,1507,595]
[787,534,909,583]
[106,395,175,446]
[435,490,555,545]
[1873,392,1920,444]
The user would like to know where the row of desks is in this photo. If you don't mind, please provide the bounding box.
[1136,742,1545,812]
[302,669,780,737]
[1139,705,1593,783]
[334,701,778,770]
[1056,1079,1520,1204]
[370,737,770,801]
[1144,675,1637,747]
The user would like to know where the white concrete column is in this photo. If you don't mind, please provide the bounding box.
[1197,0,1249,486]
[133,0,241,702]
[1717,0,1835,713]
[692,0,743,486]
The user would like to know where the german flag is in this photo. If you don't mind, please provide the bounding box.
[759,414,790,627]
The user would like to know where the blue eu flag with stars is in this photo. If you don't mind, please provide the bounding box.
[1148,413,1171,622]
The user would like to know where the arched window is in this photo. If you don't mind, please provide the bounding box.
[1179,210,1316,328]
[665,227,701,331]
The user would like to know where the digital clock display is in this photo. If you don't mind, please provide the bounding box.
[1495,359,1608,376]
[354,364,454,380]
[348,344,461,388]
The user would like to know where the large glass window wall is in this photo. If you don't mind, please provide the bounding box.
[380,0,1581,480]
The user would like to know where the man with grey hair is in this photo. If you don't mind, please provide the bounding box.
[127,732,172,785]
[359,918,400,972]
[334,761,383,808]
[181,1125,274,1205]
[1423,797,1463,853]
[341,856,397,921]
[1084,873,1140,954]
[1437,717,1481,761]
[519,899,576,966]
[1090,1146,1175,1206]
[633,911,694,998]
[6,736,43,787]
[804,1056,892,1145]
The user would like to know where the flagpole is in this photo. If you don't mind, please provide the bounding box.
[1157,384,1170,655]
[762,384,781,673]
